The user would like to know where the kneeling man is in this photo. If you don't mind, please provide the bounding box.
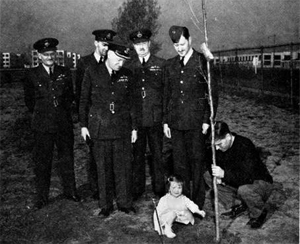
[205,121,273,228]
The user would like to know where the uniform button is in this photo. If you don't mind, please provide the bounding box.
[142,79,145,82]
[181,90,183,93]
[181,70,184,73]
[112,92,114,94]
[180,80,183,84]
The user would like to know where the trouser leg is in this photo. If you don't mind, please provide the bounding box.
[171,130,190,197]
[33,132,54,203]
[162,136,173,176]
[55,129,76,196]
[132,128,147,197]
[204,171,240,210]
[148,125,165,195]
[238,180,273,218]
[87,144,98,195]
[113,138,133,208]
[187,129,206,209]
[94,140,114,209]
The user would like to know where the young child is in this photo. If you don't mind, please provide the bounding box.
[153,175,206,238]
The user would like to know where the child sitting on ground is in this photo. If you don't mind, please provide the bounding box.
[153,174,206,238]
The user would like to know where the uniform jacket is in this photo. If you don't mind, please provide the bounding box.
[75,53,98,106]
[24,64,74,133]
[163,49,218,130]
[130,55,165,127]
[207,134,273,188]
[79,63,138,140]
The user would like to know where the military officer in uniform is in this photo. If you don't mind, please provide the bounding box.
[24,38,81,210]
[79,39,138,217]
[129,29,166,200]
[163,26,218,209]
[75,29,116,199]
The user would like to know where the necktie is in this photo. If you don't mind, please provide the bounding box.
[99,57,103,64]
[49,67,53,79]
[179,56,185,68]
[111,70,116,80]
[142,58,146,66]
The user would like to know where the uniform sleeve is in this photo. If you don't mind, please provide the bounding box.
[162,61,170,125]
[23,70,35,113]
[75,58,85,109]
[78,67,92,128]
[62,68,75,109]
[128,70,141,130]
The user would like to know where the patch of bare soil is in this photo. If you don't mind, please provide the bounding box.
[0,83,299,244]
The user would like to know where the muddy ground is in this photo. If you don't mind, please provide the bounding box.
[0,82,299,244]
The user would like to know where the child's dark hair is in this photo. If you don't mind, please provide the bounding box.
[166,174,184,190]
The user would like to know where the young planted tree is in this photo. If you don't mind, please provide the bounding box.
[111,0,162,54]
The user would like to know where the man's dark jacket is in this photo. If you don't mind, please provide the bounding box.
[207,133,273,188]
[24,64,74,132]
[79,63,138,140]
[163,49,218,130]
[129,55,165,127]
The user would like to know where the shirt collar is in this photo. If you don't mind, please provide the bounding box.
[139,53,150,64]
[182,48,193,65]
[42,64,53,74]
[105,62,113,75]
[94,52,101,62]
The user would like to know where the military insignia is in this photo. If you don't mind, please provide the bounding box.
[137,31,142,38]
[124,48,130,54]
[172,30,176,34]
[118,75,129,83]
[44,41,50,47]
[107,33,111,39]
[149,65,162,72]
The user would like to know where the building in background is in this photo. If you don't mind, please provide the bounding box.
[1,50,80,69]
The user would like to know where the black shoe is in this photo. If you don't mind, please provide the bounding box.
[248,209,268,229]
[64,194,82,202]
[98,207,113,217]
[119,206,136,214]
[221,203,247,219]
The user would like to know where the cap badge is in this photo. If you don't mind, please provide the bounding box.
[172,30,176,34]
[137,31,142,38]
[44,41,50,47]
[124,48,130,54]
[107,33,111,39]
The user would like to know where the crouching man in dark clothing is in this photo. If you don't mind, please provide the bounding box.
[204,121,273,229]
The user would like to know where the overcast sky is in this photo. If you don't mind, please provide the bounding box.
[0,0,299,58]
